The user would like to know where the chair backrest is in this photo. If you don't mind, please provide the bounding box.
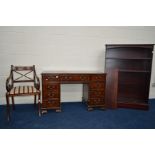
[11,65,36,83]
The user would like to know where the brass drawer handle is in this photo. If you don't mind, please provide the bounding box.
[80,76,88,80]
[47,86,53,89]
[95,76,101,79]
[48,93,53,96]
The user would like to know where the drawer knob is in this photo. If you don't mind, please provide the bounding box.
[56,76,59,78]
[46,78,48,81]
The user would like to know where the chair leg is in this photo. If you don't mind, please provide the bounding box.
[6,94,10,122]
[38,93,41,116]
[34,95,36,107]
[12,96,15,110]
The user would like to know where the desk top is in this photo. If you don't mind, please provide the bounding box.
[42,70,105,74]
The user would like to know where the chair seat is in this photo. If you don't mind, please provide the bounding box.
[9,86,40,96]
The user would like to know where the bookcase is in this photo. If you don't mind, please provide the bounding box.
[105,44,154,110]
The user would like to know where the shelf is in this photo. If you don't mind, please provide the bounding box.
[118,102,149,110]
[106,57,152,60]
[119,69,151,73]
[117,97,148,104]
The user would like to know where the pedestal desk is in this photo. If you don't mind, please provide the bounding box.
[41,71,106,112]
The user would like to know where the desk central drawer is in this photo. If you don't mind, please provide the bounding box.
[60,75,90,81]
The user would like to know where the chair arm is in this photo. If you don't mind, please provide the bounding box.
[6,74,13,92]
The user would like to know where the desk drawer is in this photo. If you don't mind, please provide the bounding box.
[89,90,105,98]
[60,75,89,81]
[90,75,106,81]
[43,75,60,82]
[44,92,59,98]
[42,99,60,108]
[43,84,60,92]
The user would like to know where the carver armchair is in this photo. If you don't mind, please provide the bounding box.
[6,65,41,121]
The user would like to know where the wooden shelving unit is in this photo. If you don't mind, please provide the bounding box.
[105,44,154,110]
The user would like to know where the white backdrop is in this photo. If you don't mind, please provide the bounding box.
[0,26,155,104]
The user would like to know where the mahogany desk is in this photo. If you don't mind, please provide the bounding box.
[41,71,106,113]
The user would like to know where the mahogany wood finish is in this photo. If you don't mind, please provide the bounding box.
[105,69,118,109]
[6,65,41,121]
[105,44,153,110]
[42,72,106,112]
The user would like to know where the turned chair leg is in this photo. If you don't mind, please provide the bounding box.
[6,94,10,122]
[12,96,15,110]
[38,93,41,116]
[34,95,36,107]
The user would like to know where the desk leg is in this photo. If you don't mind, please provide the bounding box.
[100,106,106,110]
[38,93,41,116]
[56,109,61,112]
[88,107,94,111]
[42,109,47,114]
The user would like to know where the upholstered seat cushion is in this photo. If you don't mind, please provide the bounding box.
[9,86,39,95]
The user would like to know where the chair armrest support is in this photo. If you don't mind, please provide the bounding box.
[34,71,40,90]
[6,73,13,92]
